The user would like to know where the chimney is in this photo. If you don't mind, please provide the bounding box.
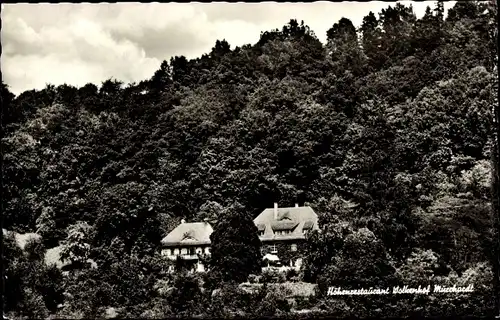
[295,203,299,208]
[181,219,186,224]
[274,203,278,220]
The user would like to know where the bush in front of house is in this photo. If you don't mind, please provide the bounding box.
[210,282,254,316]
[294,296,316,310]
[168,272,204,316]
[286,268,300,282]
[249,283,292,317]
[261,268,286,283]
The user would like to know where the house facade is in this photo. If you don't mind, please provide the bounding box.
[161,204,319,272]
[254,203,319,270]
[160,220,213,272]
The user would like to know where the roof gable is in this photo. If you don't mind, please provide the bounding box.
[253,206,319,239]
[161,222,213,246]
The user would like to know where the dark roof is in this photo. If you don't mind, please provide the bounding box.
[161,222,213,247]
[272,222,299,231]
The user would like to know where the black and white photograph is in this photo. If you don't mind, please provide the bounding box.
[1,1,499,318]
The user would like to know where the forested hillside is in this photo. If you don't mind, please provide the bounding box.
[2,1,498,318]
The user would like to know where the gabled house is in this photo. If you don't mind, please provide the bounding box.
[161,204,319,273]
[160,220,213,272]
[253,203,319,269]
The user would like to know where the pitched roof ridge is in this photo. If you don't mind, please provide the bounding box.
[161,221,213,245]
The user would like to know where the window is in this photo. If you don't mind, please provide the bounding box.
[189,247,195,255]
[174,248,180,255]
[181,248,188,255]
[196,247,202,254]
[270,244,277,253]
[259,230,264,236]
[291,244,297,252]
[205,247,210,254]
[275,230,291,236]
[166,249,172,256]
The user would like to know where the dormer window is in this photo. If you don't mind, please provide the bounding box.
[181,231,196,241]
[259,230,265,236]
[277,211,292,221]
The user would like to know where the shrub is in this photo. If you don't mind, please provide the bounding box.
[286,268,299,281]
[24,237,46,262]
[261,268,286,283]
[168,273,203,315]
[213,283,253,315]
[38,264,65,313]
[20,288,50,319]
[251,285,292,317]
[315,298,351,317]
[295,296,315,310]
[203,269,223,291]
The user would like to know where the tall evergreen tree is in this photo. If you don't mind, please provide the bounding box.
[208,202,262,283]
[326,18,366,75]
[361,11,385,71]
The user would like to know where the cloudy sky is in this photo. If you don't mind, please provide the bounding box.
[2,1,456,96]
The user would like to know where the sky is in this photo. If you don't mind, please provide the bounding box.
[1,1,456,96]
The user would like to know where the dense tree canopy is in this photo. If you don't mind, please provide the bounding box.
[209,202,262,283]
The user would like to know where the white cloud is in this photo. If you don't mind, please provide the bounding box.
[1,2,456,96]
